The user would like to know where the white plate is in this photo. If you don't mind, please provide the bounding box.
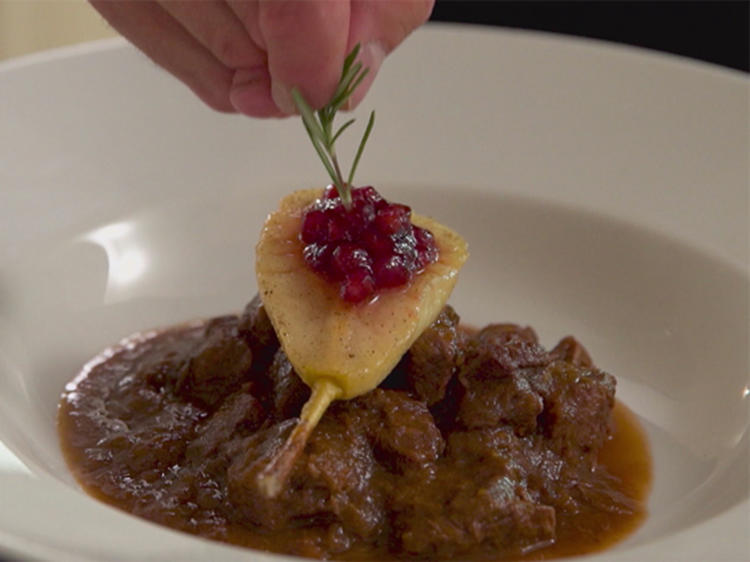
[0,24,747,562]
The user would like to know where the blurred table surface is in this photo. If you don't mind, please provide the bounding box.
[0,0,747,71]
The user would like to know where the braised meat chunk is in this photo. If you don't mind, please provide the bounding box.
[401,306,463,405]
[174,315,254,409]
[457,324,547,434]
[238,294,279,371]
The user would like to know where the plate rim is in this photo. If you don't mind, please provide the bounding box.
[0,23,747,562]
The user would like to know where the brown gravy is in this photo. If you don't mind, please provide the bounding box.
[59,305,651,560]
[522,402,650,560]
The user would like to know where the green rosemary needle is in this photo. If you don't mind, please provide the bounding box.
[291,44,375,209]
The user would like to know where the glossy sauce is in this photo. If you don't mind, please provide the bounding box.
[59,315,651,560]
[523,401,651,559]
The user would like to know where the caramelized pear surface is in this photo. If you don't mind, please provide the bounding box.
[256,188,468,399]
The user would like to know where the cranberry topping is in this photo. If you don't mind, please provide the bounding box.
[300,186,439,303]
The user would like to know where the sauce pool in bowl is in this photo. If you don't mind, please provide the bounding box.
[59,302,651,560]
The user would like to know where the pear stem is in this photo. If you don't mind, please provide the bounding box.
[256,378,342,498]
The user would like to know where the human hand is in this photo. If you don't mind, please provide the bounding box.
[91,0,434,117]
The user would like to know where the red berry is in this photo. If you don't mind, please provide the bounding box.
[303,243,333,276]
[325,212,348,242]
[373,255,412,288]
[414,226,434,247]
[300,186,439,302]
[322,185,340,199]
[300,209,328,244]
[352,186,384,208]
[393,231,418,264]
[374,204,411,236]
[362,227,393,258]
[413,226,438,269]
[331,243,372,276]
[340,268,376,303]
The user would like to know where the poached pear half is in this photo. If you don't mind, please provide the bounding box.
[254,188,468,496]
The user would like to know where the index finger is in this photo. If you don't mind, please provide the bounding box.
[256,0,351,113]
[345,0,434,109]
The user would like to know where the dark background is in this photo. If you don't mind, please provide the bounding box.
[429,1,749,72]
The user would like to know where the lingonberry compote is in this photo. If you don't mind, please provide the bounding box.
[300,186,439,303]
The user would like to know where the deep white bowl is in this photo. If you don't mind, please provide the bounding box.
[0,25,747,561]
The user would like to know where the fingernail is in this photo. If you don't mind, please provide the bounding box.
[230,66,283,118]
[344,41,386,110]
[271,80,297,115]
[361,40,386,72]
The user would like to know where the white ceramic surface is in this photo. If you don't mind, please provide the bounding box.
[0,25,748,562]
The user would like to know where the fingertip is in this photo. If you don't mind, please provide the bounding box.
[229,67,286,117]
[207,100,239,114]
[259,0,349,110]
[189,71,237,114]
[270,80,298,115]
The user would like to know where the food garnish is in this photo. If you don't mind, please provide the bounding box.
[254,46,468,497]
[290,43,374,210]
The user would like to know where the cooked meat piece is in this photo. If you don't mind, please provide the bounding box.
[402,306,462,405]
[390,427,558,557]
[531,361,616,467]
[227,414,385,539]
[445,426,524,475]
[355,389,444,471]
[300,413,385,539]
[175,315,254,409]
[550,335,594,367]
[457,324,547,435]
[395,486,555,559]
[186,386,264,461]
[460,323,548,379]
[238,294,279,368]
[226,420,297,530]
[265,349,311,421]
[458,372,543,434]
[391,455,555,558]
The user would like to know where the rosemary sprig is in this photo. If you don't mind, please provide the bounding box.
[291,44,375,209]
